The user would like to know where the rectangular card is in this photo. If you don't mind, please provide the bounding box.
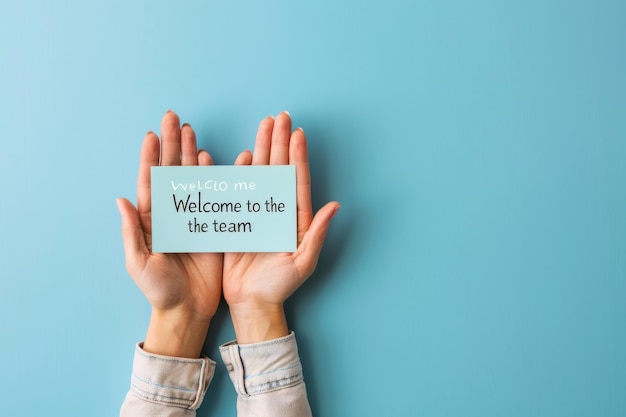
[151,165,296,253]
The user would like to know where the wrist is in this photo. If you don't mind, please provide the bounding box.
[143,308,211,358]
[228,302,289,344]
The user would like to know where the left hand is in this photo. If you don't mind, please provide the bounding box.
[117,110,223,357]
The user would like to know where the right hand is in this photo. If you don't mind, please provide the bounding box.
[223,112,340,343]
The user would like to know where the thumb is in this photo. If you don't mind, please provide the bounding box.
[116,198,149,278]
[294,201,340,279]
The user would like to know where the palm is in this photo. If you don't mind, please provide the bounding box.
[138,252,222,318]
[222,113,339,310]
[118,111,223,319]
[223,252,298,306]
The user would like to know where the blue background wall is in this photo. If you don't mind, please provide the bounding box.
[1,1,624,416]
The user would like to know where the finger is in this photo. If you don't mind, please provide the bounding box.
[252,116,274,165]
[137,131,160,233]
[269,111,292,165]
[198,149,214,166]
[234,149,253,166]
[289,128,313,237]
[116,198,150,278]
[160,110,181,166]
[293,201,340,279]
[181,123,198,166]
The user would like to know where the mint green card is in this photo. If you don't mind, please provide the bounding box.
[151,166,296,252]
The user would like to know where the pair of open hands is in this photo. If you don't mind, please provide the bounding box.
[116,111,339,358]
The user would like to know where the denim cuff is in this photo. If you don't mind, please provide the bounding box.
[129,342,216,410]
[219,332,304,397]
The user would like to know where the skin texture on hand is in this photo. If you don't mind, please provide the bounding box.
[116,111,223,358]
[117,110,339,355]
[224,112,340,343]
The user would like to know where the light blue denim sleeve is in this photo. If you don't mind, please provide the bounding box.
[120,342,216,417]
[219,332,313,417]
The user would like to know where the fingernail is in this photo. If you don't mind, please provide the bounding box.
[295,127,304,133]
[281,110,291,117]
[332,204,341,219]
[182,122,191,128]
[166,109,173,114]
[115,198,123,212]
